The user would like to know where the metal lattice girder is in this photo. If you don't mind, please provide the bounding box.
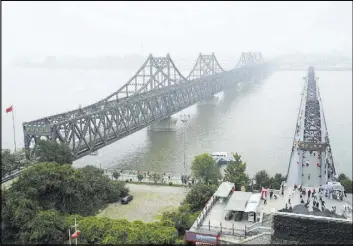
[186,53,225,80]
[102,54,189,101]
[253,52,264,64]
[236,52,260,67]
[303,67,321,143]
[23,52,268,160]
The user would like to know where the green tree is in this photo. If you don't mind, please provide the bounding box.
[1,149,17,177]
[191,153,221,184]
[161,204,200,236]
[338,173,348,182]
[137,174,144,182]
[150,173,161,183]
[223,153,249,190]
[338,173,352,193]
[253,170,271,190]
[1,190,38,243]
[269,173,286,190]
[1,149,33,178]
[2,162,130,243]
[27,210,66,244]
[112,171,120,180]
[184,183,217,210]
[33,139,74,164]
[8,162,129,216]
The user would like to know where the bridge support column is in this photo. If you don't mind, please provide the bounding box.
[198,95,219,106]
[148,117,177,132]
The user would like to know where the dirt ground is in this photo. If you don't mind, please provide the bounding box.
[97,183,189,222]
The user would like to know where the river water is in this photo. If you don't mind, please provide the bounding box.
[2,65,352,178]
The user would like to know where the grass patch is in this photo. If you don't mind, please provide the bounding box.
[97,184,187,222]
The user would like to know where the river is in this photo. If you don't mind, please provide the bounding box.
[2,65,352,178]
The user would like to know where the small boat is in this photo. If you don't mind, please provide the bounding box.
[212,152,234,165]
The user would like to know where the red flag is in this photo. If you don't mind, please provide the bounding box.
[6,105,13,113]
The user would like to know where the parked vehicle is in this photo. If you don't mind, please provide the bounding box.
[121,195,133,204]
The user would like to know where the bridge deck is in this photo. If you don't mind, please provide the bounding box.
[302,151,321,187]
[286,67,333,188]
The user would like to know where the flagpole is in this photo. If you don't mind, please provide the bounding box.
[11,106,17,152]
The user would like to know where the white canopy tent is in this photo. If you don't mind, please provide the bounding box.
[322,182,345,192]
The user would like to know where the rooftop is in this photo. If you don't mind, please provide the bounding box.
[214,182,234,198]
[225,191,252,211]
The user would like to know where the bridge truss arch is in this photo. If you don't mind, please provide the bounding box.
[23,52,268,160]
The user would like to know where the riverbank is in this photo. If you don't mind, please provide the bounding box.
[105,168,191,186]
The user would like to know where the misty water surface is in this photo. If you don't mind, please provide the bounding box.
[2,65,352,178]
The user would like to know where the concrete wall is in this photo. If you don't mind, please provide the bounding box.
[271,212,353,244]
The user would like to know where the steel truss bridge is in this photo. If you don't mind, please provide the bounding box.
[23,52,268,160]
[286,67,337,187]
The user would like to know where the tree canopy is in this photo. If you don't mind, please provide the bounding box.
[338,173,352,193]
[191,153,221,184]
[253,170,286,190]
[223,153,249,190]
[33,139,74,164]
[1,149,33,178]
[1,162,129,243]
[161,204,199,236]
[253,170,271,190]
[184,183,217,211]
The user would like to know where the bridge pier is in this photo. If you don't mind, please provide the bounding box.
[198,95,219,106]
[147,117,177,132]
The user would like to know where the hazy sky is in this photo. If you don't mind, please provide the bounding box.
[2,1,352,62]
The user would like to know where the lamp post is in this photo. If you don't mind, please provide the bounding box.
[180,114,190,188]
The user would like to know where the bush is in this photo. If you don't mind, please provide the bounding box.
[137,174,144,182]
[169,182,173,186]
[125,179,129,182]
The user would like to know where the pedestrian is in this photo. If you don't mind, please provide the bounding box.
[264,197,267,205]
[288,194,291,204]
[270,190,273,199]
[308,189,311,198]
